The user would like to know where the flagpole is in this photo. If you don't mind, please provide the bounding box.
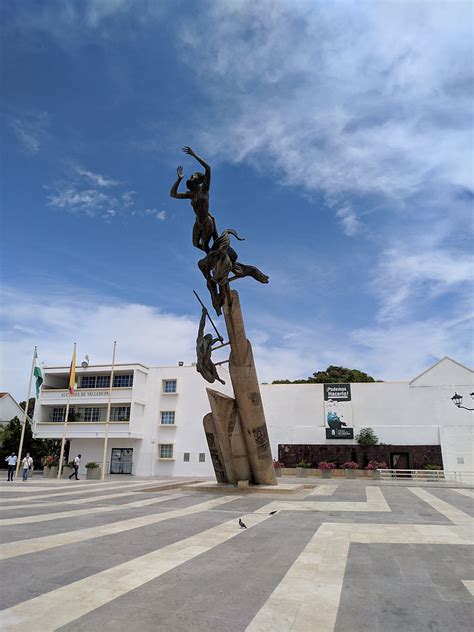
[58,342,76,479]
[15,347,37,478]
[101,341,117,480]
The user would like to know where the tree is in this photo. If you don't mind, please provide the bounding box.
[273,365,376,384]
[355,427,379,446]
[0,415,62,468]
[0,416,33,463]
[312,366,375,383]
[18,398,63,462]
[19,397,36,418]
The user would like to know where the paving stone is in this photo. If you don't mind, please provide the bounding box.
[0,478,472,632]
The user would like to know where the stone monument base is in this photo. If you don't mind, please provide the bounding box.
[183,481,305,495]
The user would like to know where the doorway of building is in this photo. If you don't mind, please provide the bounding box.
[110,448,133,474]
[390,452,409,469]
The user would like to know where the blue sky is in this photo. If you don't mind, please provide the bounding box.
[1,0,473,399]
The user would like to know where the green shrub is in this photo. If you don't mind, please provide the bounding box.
[297,460,312,468]
[355,427,379,446]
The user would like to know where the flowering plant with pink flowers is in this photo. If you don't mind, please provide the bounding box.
[341,461,359,469]
[42,455,58,467]
[318,461,336,470]
[366,460,387,470]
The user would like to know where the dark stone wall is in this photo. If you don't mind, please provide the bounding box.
[278,444,443,469]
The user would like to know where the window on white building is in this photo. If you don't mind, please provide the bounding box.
[113,374,133,387]
[159,444,174,459]
[199,453,206,462]
[80,376,97,389]
[79,374,134,389]
[183,452,190,462]
[160,411,175,425]
[83,407,101,422]
[162,379,177,393]
[52,407,65,422]
[110,406,131,421]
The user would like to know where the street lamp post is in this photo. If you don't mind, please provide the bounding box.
[451,392,474,411]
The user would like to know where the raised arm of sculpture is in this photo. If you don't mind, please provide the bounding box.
[198,306,207,341]
[198,305,222,345]
[182,146,211,190]
[196,307,225,385]
[170,166,191,199]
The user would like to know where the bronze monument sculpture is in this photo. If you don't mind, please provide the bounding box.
[170,146,217,253]
[196,306,226,385]
[171,146,276,486]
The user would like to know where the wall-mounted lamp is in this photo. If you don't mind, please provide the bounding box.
[451,392,474,411]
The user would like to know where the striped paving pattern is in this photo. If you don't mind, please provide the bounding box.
[0,478,472,631]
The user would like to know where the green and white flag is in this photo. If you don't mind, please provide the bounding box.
[34,349,43,398]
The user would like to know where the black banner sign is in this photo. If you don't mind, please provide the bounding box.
[324,384,351,401]
[326,428,354,440]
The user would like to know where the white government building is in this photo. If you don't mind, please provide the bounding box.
[33,356,473,478]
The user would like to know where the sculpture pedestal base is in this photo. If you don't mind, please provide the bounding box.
[184,481,305,495]
[203,288,277,486]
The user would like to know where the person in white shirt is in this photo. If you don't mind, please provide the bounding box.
[5,453,17,481]
[69,454,81,480]
[21,453,33,481]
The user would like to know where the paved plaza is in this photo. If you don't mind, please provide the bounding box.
[0,476,472,631]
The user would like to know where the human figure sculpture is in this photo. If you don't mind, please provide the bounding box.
[169,146,276,486]
[170,147,269,315]
[170,147,217,253]
[198,229,269,315]
[196,307,225,385]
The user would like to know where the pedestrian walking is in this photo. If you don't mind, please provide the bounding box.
[21,453,33,481]
[69,454,81,480]
[5,453,17,481]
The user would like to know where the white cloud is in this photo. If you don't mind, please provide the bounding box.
[0,286,197,401]
[350,313,474,381]
[84,0,133,27]
[76,168,120,188]
[122,191,136,206]
[179,1,472,204]
[9,112,49,154]
[7,0,168,46]
[47,186,111,217]
[371,245,474,323]
[251,307,473,384]
[46,168,160,222]
[174,0,474,342]
[143,208,166,221]
[1,283,471,402]
[336,204,361,236]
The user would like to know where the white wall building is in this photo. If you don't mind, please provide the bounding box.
[33,357,473,478]
[0,392,28,431]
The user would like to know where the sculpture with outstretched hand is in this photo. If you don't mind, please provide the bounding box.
[170,148,276,486]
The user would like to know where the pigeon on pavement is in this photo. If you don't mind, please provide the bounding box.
[239,518,247,529]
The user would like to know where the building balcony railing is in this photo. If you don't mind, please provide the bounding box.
[34,423,143,440]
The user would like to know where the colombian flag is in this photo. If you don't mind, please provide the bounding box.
[69,347,76,394]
